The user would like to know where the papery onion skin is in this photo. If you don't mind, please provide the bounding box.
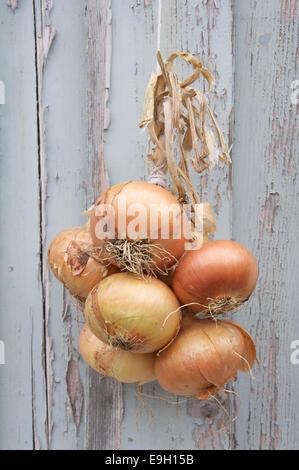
[84,272,182,354]
[79,324,156,385]
[47,227,119,299]
[90,181,189,270]
[154,316,257,398]
[172,240,258,314]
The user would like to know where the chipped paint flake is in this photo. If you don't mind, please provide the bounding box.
[260,192,280,233]
[7,0,18,12]
[66,359,84,430]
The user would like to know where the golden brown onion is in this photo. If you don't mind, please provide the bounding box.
[84,272,182,354]
[90,181,189,277]
[47,227,119,300]
[79,324,156,385]
[154,316,257,399]
[172,240,258,315]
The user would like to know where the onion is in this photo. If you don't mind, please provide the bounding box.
[47,227,119,300]
[84,272,182,354]
[79,324,156,385]
[90,181,189,277]
[172,240,258,315]
[154,316,257,399]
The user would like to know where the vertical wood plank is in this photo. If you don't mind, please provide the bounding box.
[0,1,47,449]
[160,0,234,449]
[85,0,123,450]
[233,0,299,450]
[34,0,90,449]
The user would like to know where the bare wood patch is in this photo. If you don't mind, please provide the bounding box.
[7,0,18,12]
[66,359,84,431]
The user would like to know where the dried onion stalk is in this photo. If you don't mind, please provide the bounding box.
[140,51,231,247]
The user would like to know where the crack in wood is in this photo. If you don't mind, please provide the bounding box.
[33,0,56,449]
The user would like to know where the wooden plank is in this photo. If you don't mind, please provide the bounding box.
[233,0,299,450]
[34,0,90,449]
[106,0,234,450]
[85,0,123,451]
[159,0,234,449]
[0,1,47,450]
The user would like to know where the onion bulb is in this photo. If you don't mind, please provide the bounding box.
[172,240,258,315]
[90,181,189,277]
[84,272,181,354]
[47,227,119,300]
[154,316,257,399]
[79,324,156,385]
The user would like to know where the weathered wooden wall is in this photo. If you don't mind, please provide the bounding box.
[0,0,298,450]
[233,0,299,450]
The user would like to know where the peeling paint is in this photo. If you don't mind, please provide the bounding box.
[104,0,112,130]
[62,300,71,322]
[34,0,56,448]
[268,324,279,449]
[234,0,299,450]
[188,391,231,449]
[86,0,111,200]
[85,0,124,450]
[7,0,18,12]
[66,359,84,430]
[260,192,280,233]
[215,182,222,215]
[280,0,297,25]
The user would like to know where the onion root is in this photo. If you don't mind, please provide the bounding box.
[87,239,177,279]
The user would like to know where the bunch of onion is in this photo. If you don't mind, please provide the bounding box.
[47,227,119,301]
[154,315,258,400]
[79,324,156,385]
[84,272,181,354]
[172,240,258,316]
[89,181,190,278]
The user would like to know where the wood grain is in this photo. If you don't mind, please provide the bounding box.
[233,0,299,450]
[0,0,47,450]
[85,0,123,450]
[34,0,90,449]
